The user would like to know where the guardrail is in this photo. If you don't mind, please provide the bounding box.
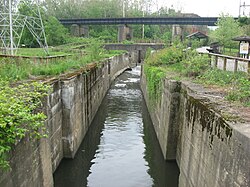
[208,53,250,74]
[0,54,71,63]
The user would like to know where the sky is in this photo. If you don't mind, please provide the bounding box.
[157,0,250,17]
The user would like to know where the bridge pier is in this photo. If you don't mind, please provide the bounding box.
[172,25,184,41]
[79,25,89,37]
[70,24,80,37]
[118,25,133,42]
[70,24,89,37]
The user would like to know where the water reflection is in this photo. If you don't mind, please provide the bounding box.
[54,66,179,187]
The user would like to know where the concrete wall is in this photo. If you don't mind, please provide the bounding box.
[141,69,250,187]
[104,43,165,64]
[0,53,133,187]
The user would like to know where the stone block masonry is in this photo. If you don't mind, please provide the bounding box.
[0,52,134,187]
[141,69,250,187]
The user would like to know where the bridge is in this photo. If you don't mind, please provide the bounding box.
[59,17,220,26]
[60,16,234,42]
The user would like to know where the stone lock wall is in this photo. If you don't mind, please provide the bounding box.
[0,53,133,187]
[177,83,250,187]
[141,69,250,187]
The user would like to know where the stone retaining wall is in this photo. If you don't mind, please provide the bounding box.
[0,53,134,187]
[141,68,250,187]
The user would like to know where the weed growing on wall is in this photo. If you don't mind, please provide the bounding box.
[143,46,184,104]
[0,81,50,169]
[144,64,165,102]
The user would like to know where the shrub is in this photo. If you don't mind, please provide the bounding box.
[182,50,210,77]
[0,81,50,169]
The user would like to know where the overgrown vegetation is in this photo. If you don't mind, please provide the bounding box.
[0,38,124,81]
[144,45,250,107]
[198,69,250,106]
[143,64,165,102]
[0,81,50,169]
[0,38,125,170]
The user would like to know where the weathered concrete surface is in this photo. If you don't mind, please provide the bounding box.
[177,82,250,187]
[141,69,181,160]
[105,43,164,65]
[45,81,63,172]
[61,54,131,158]
[104,43,165,51]
[118,25,133,42]
[141,68,250,187]
[0,53,133,187]
[0,136,53,187]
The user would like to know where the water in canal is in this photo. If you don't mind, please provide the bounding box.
[54,66,180,187]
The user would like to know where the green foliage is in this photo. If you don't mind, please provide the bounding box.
[145,46,183,66]
[198,69,250,106]
[86,39,105,61]
[238,16,250,26]
[143,64,165,102]
[0,81,50,169]
[239,17,250,36]
[18,1,45,47]
[198,68,236,86]
[144,41,249,107]
[42,0,180,41]
[0,38,120,81]
[227,77,250,106]
[16,48,67,57]
[18,1,69,47]
[182,50,210,77]
[45,16,69,46]
[210,15,242,51]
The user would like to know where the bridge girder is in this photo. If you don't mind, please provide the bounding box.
[59,17,230,26]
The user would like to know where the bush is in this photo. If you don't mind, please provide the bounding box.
[145,46,183,66]
[0,81,50,169]
[144,65,165,101]
[182,50,210,77]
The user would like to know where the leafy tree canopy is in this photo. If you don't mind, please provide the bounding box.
[210,14,242,50]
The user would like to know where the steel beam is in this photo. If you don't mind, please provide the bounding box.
[59,17,227,26]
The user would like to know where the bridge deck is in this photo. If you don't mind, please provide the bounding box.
[59,17,221,26]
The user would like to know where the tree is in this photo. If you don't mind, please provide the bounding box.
[45,16,69,46]
[238,17,250,36]
[210,15,242,52]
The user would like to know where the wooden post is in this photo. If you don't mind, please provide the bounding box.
[234,59,238,73]
[215,56,218,68]
[248,61,250,74]
[223,57,227,71]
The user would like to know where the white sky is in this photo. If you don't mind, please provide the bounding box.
[157,0,250,17]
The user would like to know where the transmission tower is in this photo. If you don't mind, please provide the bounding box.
[239,1,250,17]
[0,0,48,55]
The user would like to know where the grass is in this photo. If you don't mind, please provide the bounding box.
[222,47,238,56]
[144,46,250,107]
[0,39,125,81]
[16,48,68,57]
